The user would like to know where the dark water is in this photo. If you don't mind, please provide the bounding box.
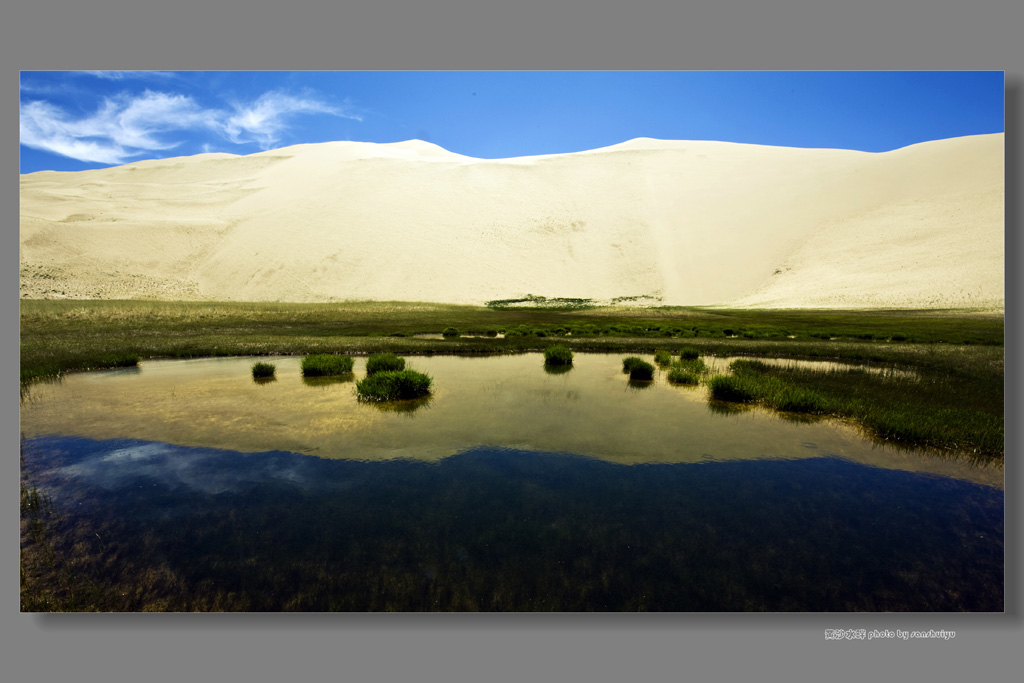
[21,435,1003,612]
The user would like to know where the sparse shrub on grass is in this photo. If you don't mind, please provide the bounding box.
[301,354,354,377]
[251,362,276,379]
[680,347,700,360]
[356,370,433,401]
[442,327,460,337]
[365,353,406,375]
[654,349,673,366]
[623,357,655,380]
[543,345,574,366]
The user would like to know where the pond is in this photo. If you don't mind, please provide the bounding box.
[20,353,1003,611]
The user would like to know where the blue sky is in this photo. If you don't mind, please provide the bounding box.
[20,71,1004,174]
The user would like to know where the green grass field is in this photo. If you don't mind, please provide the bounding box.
[20,299,1003,458]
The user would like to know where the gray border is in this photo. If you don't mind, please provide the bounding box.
[5,2,1021,682]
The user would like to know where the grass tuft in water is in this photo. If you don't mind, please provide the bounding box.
[622,357,646,374]
[623,357,655,380]
[300,354,354,377]
[442,327,460,337]
[543,345,574,366]
[365,353,406,375]
[251,362,276,378]
[667,366,701,385]
[707,375,756,402]
[679,347,700,360]
[709,359,1003,455]
[654,349,673,366]
[356,369,433,401]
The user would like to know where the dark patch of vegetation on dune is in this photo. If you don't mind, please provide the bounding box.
[486,294,595,309]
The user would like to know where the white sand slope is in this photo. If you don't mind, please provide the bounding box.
[20,134,1004,309]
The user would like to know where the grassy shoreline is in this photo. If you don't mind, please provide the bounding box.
[20,299,1004,459]
[20,299,1003,377]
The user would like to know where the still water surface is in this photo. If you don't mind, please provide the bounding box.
[20,354,1003,611]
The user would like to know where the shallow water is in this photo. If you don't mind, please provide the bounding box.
[19,354,992,484]
[20,353,1003,611]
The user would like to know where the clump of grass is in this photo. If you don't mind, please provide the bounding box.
[708,375,756,402]
[667,356,709,385]
[356,369,433,401]
[365,353,406,375]
[300,354,354,377]
[680,347,700,360]
[677,357,708,373]
[543,344,574,366]
[714,358,1002,455]
[442,327,460,337]
[251,362,276,378]
[623,357,655,380]
[622,357,646,374]
[667,367,701,385]
[654,349,673,366]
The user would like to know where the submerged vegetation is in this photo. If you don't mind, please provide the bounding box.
[300,354,354,376]
[356,369,433,401]
[20,441,1003,611]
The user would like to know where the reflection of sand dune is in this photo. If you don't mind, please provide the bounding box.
[19,355,1002,489]
[20,134,1003,309]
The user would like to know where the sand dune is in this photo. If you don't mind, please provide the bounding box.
[19,134,1004,309]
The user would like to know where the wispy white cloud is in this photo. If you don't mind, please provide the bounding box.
[221,91,360,148]
[20,88,355,164]
[83,70,178,81]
